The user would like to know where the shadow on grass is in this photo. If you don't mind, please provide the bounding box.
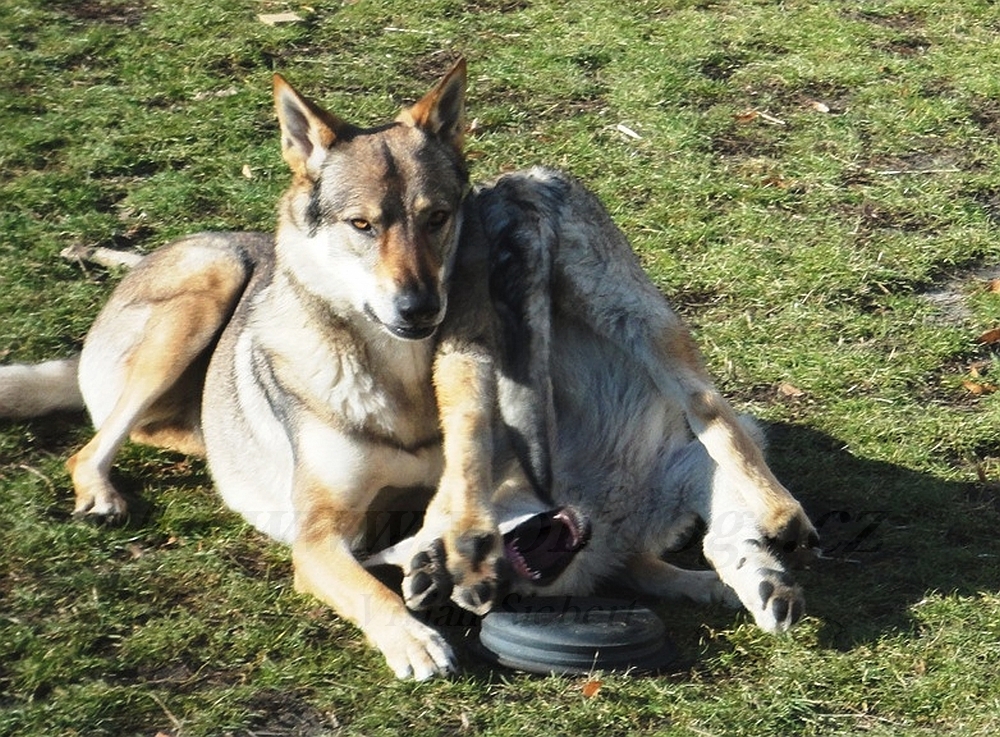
[766,421,1000,652]
[2,411,214,533]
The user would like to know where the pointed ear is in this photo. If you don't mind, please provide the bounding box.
[273,74,350,179]
[396,58,467,152]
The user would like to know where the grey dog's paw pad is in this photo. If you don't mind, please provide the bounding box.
[756,570,804,632]
[402,539,452,611]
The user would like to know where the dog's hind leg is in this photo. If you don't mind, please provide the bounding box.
[530,169,816,554]
[68,343,208,518]
[69,235,255,519]
[639,422,806,631]
[624,552,740,607]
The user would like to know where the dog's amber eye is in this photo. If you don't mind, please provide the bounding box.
[349,218,372,232]
[426,210,450,229]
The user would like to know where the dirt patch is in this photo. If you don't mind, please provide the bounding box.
[841,9,930,56]
[710,125,782,158]
[697,50,748,82]
[853,199,935,235]
[242,689,337,737]
[403,51,468,87]
[918,263,1000,326]
[52,0,147,26]
[968,187,1000,226]
[968,97,1000,138]
[474,80,608,125]
[879,35,932,57]
[844,9,925,32]
[917,353,996,408]
[842,144,966,186]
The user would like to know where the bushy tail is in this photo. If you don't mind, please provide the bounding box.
[0,356,84,417]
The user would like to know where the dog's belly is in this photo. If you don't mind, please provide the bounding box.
[512,318,697,593]
[548,316,691,493]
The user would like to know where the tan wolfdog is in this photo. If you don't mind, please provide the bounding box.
[0,59,817,680]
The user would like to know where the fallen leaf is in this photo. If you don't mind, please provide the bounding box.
[987,279,1000,294]
[962,380,998,396]
[809,100,831,113]
[735,110,759,123]
[968,360,991,378]
[581,679,603,698]
[777,381,805,398]
[976,327,1000,345]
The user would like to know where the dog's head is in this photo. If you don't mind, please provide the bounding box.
[273,60,470,341]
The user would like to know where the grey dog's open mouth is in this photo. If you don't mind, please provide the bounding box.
[359,505,591,588]
[503,506,591,585]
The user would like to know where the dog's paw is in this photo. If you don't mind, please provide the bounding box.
[447,529,502,616]
[750,568,804,633]
[402,529,501,616]
[72,482,128,521]
[374,616,457,681]
[68,454,129,522]
[402,539,453,611]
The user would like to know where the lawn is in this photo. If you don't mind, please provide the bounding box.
[3,0,1000,734]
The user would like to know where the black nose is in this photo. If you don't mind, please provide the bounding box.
[395,285,440,325]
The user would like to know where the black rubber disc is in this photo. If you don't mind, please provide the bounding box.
[476,596,677,674]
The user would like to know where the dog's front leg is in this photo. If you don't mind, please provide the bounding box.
[292,490,456,681]
[288,417,455,681]
[700,491,807,633]
[402,347,501,616]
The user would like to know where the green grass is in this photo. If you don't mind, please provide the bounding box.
[4,0,1000,734]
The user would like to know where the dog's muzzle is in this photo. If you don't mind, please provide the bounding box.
[364,303,441,341]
